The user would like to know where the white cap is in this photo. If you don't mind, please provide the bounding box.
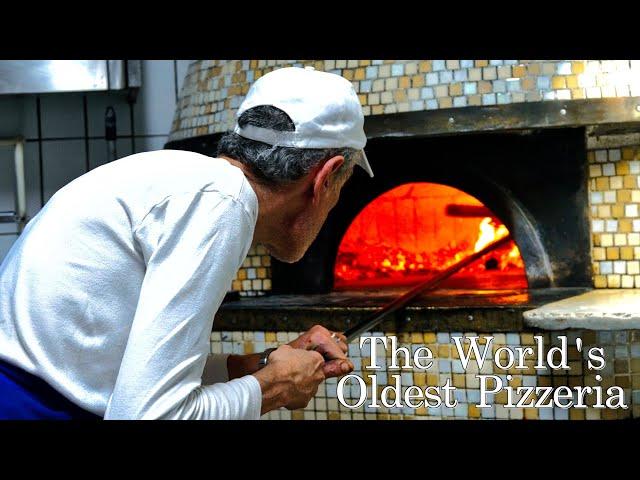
[234,66,374,177]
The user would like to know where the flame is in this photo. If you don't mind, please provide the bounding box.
[475,217,502,251]
[360,217,523,278]
[473,217,523,270]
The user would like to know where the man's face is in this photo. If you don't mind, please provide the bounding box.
[265,163,354,263]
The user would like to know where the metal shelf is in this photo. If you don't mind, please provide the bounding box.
[0,138,27,233]
[0,61,141,96]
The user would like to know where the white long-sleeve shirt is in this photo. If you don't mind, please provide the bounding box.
[0,150,263,419]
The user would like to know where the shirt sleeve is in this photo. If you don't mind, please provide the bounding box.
[202,353,231,384]
[103,190,261,420]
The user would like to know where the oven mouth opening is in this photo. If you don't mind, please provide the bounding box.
[333,182,528,292]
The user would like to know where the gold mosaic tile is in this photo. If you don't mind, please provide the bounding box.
[229,245,272,296]
[449,83,463,96]
[438,98,453,109]
[419,61,432,73]
[589,146,640,288]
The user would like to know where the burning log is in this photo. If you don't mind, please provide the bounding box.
[445,204,495,218]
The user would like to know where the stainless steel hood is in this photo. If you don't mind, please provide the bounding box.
[0,60,141,95]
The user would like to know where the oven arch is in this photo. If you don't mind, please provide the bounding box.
[271,129,590,294]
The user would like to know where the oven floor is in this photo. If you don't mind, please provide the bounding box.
[216,287,591,333]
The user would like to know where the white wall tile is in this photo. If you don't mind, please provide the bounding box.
[21,96,39,139]
[0,222,16,235]
[134,136,167,154]
[88,138,134,170]
[22,142,43,219]
[41,140,86,202]
[0,234,18,263]
[40,93,85,138]
[86,91,132,138]
[0,95,39,140]
[0,145,17,215]
[0,96,25,136]
[134,61,176,136]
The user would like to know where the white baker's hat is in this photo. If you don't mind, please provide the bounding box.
[234,66,374,177]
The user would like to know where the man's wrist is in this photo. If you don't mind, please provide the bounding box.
[257,347,277,369]
[228,349,287,415]
[227,353,262,380]
[252,363,285,415]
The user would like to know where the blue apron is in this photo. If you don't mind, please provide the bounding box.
[0,358,101,420]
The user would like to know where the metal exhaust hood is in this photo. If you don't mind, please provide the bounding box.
[0,60,141,98]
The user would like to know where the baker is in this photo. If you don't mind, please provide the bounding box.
[0,66,374,419]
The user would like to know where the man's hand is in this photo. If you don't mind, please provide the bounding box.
[226,325,353,381]
[252,344,325,414]
[288,324,354,378]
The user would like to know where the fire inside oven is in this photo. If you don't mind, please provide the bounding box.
[334,182,527,291]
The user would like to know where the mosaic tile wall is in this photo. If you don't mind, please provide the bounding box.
[588,144,640,288]
[230,244,271,297]
[210,330,640,420]
[170,60,640,142]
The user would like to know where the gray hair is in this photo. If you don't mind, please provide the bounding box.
[216,105,359,187]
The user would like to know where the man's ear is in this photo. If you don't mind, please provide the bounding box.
[312,155,345,204]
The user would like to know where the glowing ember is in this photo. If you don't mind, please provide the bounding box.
[334,183,527,289]
[473,217,524,270]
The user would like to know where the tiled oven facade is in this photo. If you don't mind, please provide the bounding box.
[171,60,640,419]
[211,329,640,420]
[170,60,640,143]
